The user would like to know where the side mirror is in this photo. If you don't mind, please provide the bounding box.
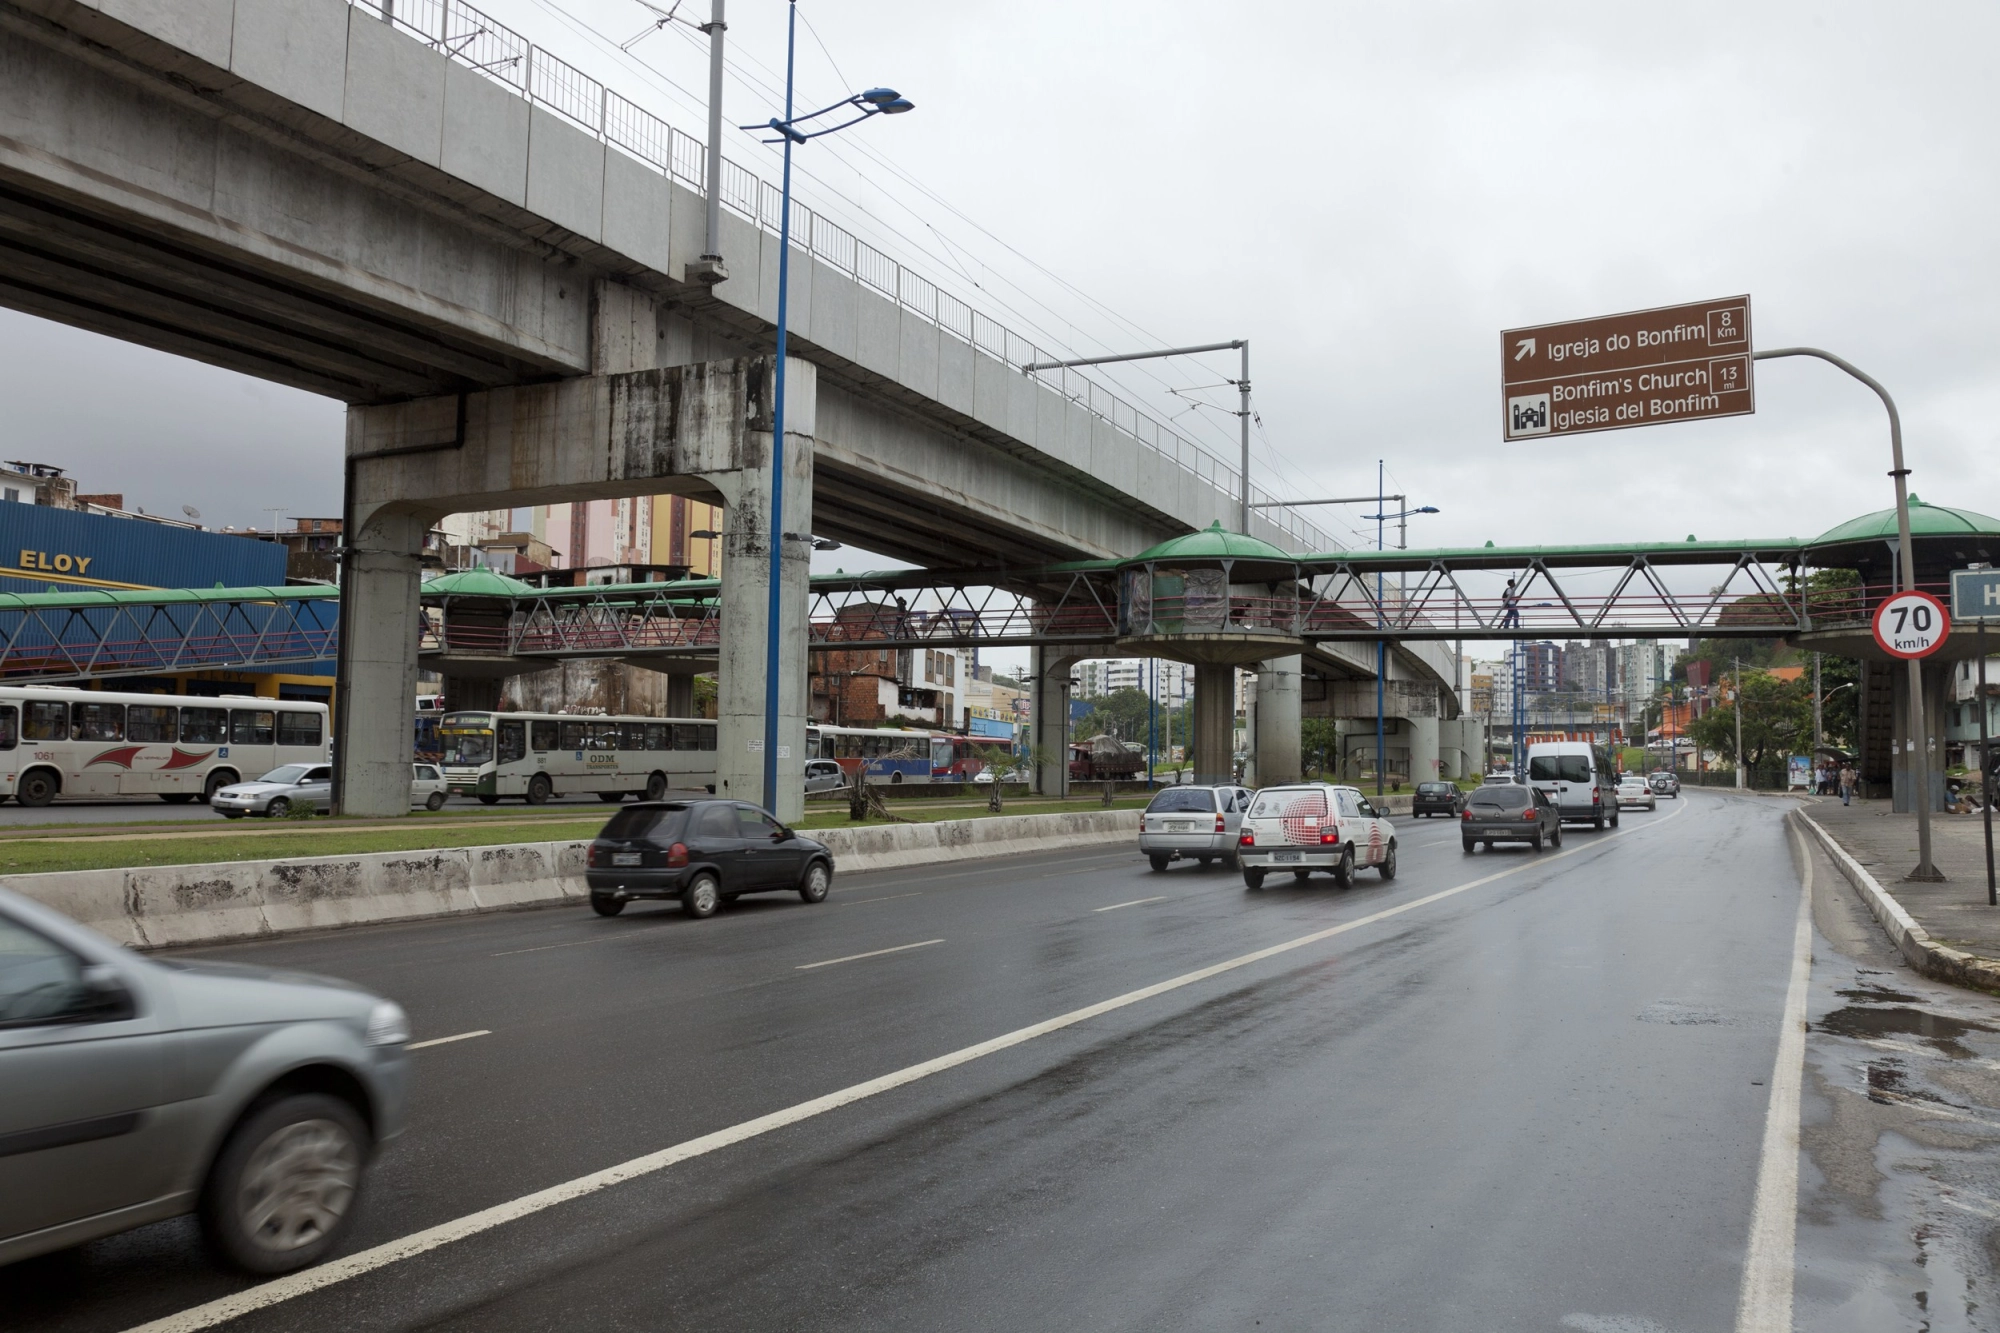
[772,828,790,842]
[74,964,136,1023]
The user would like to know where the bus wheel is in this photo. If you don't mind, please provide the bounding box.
[526,775,552,805]
[160,793,196,804]
[201,770,236,806]
[890,772,903,784]
[645,772,668,802]
[17,770,58,807]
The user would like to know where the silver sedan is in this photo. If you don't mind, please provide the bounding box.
[0,885,409,1272]
[210,763,333,818]
[1615,777,1657,810]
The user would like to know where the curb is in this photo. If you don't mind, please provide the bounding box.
[7,810,1142,951]
[1791,809,2000,994]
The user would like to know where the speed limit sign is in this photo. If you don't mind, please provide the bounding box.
[1872,590,1951,659]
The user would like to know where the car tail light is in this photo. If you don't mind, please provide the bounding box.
[1592,790,1602,804]
[1239,831,1254,847]
[586,844,599,866]
[1460,808,1471,821]
[666,842,689,868]
[1524,809,1539,821]
[1215,814,1226,834]
[1319,828,1339,845]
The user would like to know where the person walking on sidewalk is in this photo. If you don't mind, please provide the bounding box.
[1839,762,1858,806]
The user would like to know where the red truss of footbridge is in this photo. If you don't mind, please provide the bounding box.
[0,533,1966,685]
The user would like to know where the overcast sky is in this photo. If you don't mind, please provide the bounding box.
[2,0,1993,563]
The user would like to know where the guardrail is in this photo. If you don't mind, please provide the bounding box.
[350,0,1336,552]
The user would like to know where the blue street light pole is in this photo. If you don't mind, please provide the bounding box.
[744,4,911,811]
[1361,458,1439,797]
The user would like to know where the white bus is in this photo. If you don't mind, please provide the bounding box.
[0,686,329,807]
[437,710,719,805]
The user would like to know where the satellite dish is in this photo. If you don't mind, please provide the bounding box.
[182,505,200,520]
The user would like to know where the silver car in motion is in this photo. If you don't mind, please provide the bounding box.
[210,762,333,818]
[1139,784,1253,871]
[0,886,409,1272]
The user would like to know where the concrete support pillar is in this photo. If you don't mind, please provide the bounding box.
[1891,657,1948,813]
[441,675,502,713]
[1254,656,1302,786]
[666,673,696,719]
[334,511,429,817]
[1408,712,1441,787]
[1192,662,1236,785]
[714,361,815,824]
[1031,646,1071,798]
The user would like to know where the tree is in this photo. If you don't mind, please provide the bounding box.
[1301,718,1339,778]
[1687,670,1813,775]
[1074,687,1156,743]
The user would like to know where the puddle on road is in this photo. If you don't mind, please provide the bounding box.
[1838,980,1922,1004]
[1814,1006,1996,1060]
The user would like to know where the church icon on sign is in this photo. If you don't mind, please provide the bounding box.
[1507,393,1550,438]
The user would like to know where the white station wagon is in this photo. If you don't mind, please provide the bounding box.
[1237,783,1397,889]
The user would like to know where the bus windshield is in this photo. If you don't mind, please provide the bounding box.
[442,731,494,766]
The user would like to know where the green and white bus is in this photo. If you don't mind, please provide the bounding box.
[438,711,718,805]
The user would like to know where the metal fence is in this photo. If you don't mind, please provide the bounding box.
[347,0,1337,553]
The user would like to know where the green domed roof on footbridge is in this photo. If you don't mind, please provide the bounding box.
[1126,522,1294,565]
[422,568,538,597]
[1807,497,2000,548]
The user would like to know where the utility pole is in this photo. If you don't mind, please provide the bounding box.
[687,0,730,286]
[1239,341,1252,534]
[1734,656,1745,790]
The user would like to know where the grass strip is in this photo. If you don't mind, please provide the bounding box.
[0,798,1147,876]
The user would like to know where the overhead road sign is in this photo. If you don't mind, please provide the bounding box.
[1501,296,1755,440]
[1872,590,1950,659]
[1951,567,2000,622]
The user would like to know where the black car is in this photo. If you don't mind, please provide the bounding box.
[1647,771,1681,798]
[1460,782,1562,852]
[586,799,834,919]
[1412,782,1462,818]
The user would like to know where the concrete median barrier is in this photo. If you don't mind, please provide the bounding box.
[6,809,1141,949]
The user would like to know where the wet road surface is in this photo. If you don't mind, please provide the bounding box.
[7,792,1992,1331]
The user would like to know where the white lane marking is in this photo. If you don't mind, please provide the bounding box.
[406,1030,491,1051]
[841,891,927,906]
[795,939,944,971]
[1734,822,1814,1333]
[1093,896,1169,913]
[124,811,1677,1333]
[491,934,631,957]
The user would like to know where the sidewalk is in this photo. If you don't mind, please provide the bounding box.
[1801,797,2000,985]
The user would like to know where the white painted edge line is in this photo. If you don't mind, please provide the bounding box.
[406,1030,491,1051]
[125,813,1672,1333]
[1734,820,1815,1332]
[795,939,944,971]
[1093,896,1169,913]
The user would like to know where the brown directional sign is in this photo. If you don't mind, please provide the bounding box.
[1500,295,1754,440]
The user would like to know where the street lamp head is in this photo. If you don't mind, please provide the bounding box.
[859,87,903,105]
[879,98,915,114]
[1417,506,1440,514]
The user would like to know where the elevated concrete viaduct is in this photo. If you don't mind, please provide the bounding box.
[0,0,1458,815]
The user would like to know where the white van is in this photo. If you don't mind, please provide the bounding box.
[1525,741,1621,829]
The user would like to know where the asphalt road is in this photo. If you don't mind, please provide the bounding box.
[8,792,1991,1331]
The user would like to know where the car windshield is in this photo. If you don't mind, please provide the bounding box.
[599,806,690,842]
[1419,783,1453,794]
[1147,789,1217,813]
[1248,788,1328,819]
[257,764,313,785]
[1468,786,1530,811]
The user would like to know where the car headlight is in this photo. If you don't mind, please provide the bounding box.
[366,1000,411,1047]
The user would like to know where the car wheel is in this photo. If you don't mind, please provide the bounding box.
[645,772,669,802]
[1332,843,1355,887]
[682,872,721,919]
[477,794,500,806]
[199,1092,367,1275]
[1551,824,1563,847]
[1148,853,1170,872]
[266,797,290,818]
[1531,830,1544,851]
[799,861,831,904]
[590,895,625,917]
[1593,815,1605,830]
[1462,836,1476,854]
[1243,869,1265,891]
[526,774,552,806]
[425,792,446,811]
[1611,810,1621,828]
[16,769,58,808]
[1378,843,1397,880]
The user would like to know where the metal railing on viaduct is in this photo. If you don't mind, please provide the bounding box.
[0,537,1920,685]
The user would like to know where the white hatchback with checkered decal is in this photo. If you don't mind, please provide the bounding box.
[1236,783,1396,890]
